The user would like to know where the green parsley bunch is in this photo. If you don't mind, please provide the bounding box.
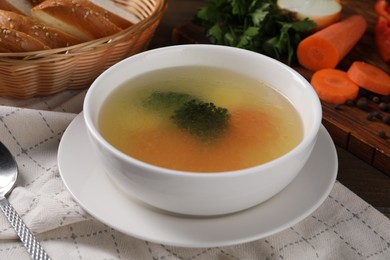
[194,0,316,65]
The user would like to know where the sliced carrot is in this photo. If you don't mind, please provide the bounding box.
[310,68,359,104]
[297,15,367,71]
[347,61,390,95]
[375,15,390,63]
[375,0,390,21]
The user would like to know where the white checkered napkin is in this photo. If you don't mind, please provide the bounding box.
[0,89,86,113]
[0,106,89,240]
[0,104,389,260]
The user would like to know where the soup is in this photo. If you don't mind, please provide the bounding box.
[98,66,303,172]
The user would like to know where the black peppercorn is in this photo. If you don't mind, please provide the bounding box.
[356,97,368,110]
[379,130,387,139]
[379,102,389,111]
[374,111,383,119]
[346,99,354,106]
[367,113,375,121]
[372,96,380,103]
[382,115,390,125]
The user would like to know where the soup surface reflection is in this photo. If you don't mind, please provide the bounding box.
[99,66,303,172]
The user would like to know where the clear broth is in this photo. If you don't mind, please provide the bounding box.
[99,66,303,172]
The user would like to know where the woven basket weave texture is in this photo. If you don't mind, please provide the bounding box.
[0,0,167,98]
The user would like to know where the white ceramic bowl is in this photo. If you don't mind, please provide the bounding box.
[83,44,322,216]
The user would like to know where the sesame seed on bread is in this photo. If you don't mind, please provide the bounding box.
[0,26,50,52]
[0,9,80,48]
[31,0,123,42]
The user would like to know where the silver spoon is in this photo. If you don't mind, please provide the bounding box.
[0,142,50,260]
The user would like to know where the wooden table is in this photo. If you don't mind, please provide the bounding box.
[149,0,390,218]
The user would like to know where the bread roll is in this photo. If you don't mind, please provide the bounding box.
[0,0,33,16]
[0,27,50,52]
[0,46,11,52]
[87,0,138,28]
[31,0,123,41]
[0,10,80,49]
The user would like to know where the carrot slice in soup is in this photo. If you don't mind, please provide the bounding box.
[311,68,359,104]
[297,15,367,71]
[347,61,390,95]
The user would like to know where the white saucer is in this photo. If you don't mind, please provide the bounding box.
[58,113,338,248]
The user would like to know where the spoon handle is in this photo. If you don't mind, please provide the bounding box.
[0,198,50,260]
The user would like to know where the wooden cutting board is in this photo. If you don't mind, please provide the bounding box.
[171,0,390,175]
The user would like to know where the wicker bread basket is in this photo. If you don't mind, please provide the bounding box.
[0,0,167,99]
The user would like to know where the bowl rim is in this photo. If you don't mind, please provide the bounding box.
[83,44,322,178]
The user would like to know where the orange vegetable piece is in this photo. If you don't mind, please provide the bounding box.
[310,68,359,104]
[375,16,390,63]
[297,15,367,71]
[125,107,279,172]
[347,61,390,96]
[375,0,390,21]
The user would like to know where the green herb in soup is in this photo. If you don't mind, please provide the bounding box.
[144,91,231,142]
[142,91,229,142]
[142,91,197,115]
[171,99,230,142]
[98,66,303,172]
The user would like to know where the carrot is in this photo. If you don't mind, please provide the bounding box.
[310,68,359,104]
[375,15,390,63]
[347,61,390,95]
[124,107,289,172]
[375,0,390,21]
[297,15,367,71]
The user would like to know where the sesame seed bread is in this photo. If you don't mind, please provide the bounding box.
[0,0,139,52]
[0,0,33,16]
[0,26,50,52]
[0,45,11,52]
[31,0,123,41]
[0,10,80,49]
[87,0,138,28]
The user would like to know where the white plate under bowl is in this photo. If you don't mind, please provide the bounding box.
[58,113,338,248]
